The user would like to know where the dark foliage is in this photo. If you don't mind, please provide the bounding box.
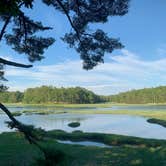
[0,0,130,83]
[34,146,67,166]
[43,0,129,69]
[0,64,7,91]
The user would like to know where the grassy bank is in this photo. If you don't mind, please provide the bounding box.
[48,130,166,147]
[2,103,166,120]
[4,102,112,108]
[0,131,166,166]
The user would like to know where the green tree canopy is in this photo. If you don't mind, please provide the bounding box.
[0,86,105,104]
[110,86,166,104]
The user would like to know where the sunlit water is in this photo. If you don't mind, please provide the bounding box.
[57,140,112,148]
[0,112,166,140]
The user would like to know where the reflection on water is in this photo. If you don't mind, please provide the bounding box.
[0,113,166,140]
[57,140,112,148]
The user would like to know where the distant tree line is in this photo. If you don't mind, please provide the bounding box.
[110,86,166,104]
[0,91,23,103]
[0,86,105,104]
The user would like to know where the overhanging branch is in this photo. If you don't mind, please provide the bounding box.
[0,16,11,41]
[55,0,81,42]
[0,58,33,68]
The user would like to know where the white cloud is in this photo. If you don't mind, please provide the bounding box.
[5,49,166,95]
[157,44,166,56]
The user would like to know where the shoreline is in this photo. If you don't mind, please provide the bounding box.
[4,102,166,107]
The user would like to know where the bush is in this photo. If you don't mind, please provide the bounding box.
[33,147,67,166]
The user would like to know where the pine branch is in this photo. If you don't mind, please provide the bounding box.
[0,103,19,125]
[55,0,81,42]
[0,16,11,41]
[0,2,25,41]
[0,58,33,68]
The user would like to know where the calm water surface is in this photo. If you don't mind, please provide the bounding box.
[0,113,166,140]
[4,105,166,113]
[57,140,112,148]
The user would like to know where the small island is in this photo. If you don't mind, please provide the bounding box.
[68,122,80,128]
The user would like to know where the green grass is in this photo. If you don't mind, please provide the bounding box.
[0,131,166,166]
[0,132,41,166]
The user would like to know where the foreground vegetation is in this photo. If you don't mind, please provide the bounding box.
[110,86,166,104]
[0,86,105,104]
[0,130,166,166]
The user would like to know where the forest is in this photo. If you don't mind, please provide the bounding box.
[3,85,166,104]
[110,86,166,104]
[0,86,105,104]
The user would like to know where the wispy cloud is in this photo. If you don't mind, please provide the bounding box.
[5,49,166,95]
[156,44,166,57]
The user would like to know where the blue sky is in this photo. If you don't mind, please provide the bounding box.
[1,0,166,95]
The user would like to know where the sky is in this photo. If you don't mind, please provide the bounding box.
[1,0,166,95]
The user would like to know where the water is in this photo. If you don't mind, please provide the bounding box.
[4,105,66,113]
[3,104,166,113]
[0,112,166,140]
[57,140,112,148]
